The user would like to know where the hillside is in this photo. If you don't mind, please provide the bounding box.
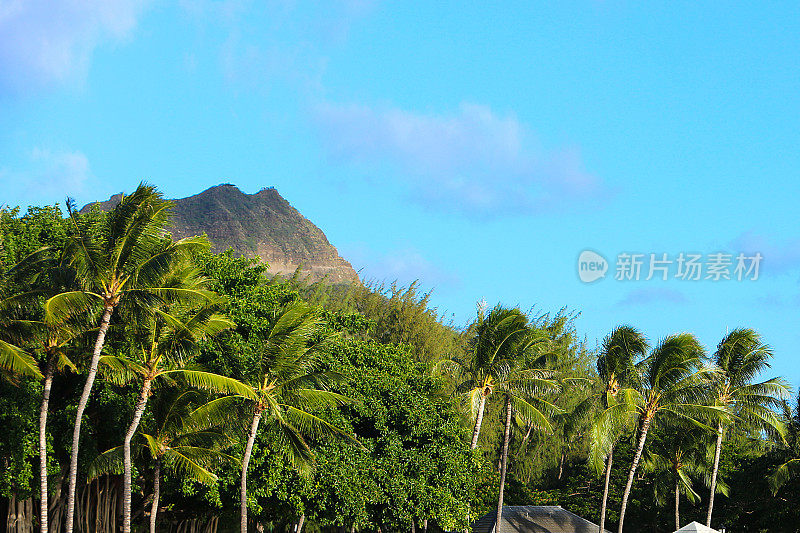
[81,184,360,284]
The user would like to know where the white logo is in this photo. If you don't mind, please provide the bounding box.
[578,250,608,283]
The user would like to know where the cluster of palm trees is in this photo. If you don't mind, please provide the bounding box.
[0,184,350,533]
[446,306,789,533]
[0,184,792,533]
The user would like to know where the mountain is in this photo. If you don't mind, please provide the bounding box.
[81,184,360,284]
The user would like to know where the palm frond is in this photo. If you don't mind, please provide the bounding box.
[87,446,124,481]
[0,339,42,380]
[768,458,800,494]
[164,370,257,400]
[44,291,103,323]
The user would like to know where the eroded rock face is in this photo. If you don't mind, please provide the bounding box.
[81,184,360,284]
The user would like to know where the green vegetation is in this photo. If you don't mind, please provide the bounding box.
[0,185,797,533]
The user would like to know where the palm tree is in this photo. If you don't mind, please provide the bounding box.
[704,328,789,527]
[6,317,86,533]
[642,427,726,531]
[608,333,723,533]
[102,293,246,533]
[491,325,561,533]
[0,255,92,533]
[90,389,237,533]
[225,301,352,533]
[47,183,213,533]
[446,305,536,449]
[587,326,648,533]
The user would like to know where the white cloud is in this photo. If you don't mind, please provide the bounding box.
[314,102,605,216]
[0,147,92,207]
[0,0,152,90]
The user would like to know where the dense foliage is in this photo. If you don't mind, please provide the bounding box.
[1,193,797,533]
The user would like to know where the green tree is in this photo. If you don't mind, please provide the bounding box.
[447,305,538,450]
[642,427,726,530]
[90,388,237,533]
[490,325,561,533]
[704,328,789,527]
[102,292,248,533]
[226,301,351,533]
[48,184,212,533]
[767,393,800,496]
[0,244,94,533]
[587,325,648,532]
[612,333,721,533]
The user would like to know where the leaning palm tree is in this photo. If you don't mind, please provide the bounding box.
[493,326,562,533]
[586,325,648,533]
[642,427,727,531]
[225,301,353,533]
[446,305,536,449]
[47,183,213,533]
[101,289,248,533]
[90,388,238,533]
[609,333,724,533]
[704,328,789,527]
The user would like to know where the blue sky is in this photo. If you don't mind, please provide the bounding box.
[2,1,799,386]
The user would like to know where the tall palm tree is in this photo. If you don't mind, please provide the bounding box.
[225,301,353,533]
[102,293,247,533]
[447,305,536,449]
[704,328,789,527]
[608,333,723,533]
[492,326,561,533]
[47,183,213,533]
[6,317,86,533]
[587,326,648,533]
[0,254,91,533]
[642,427,726,531]
[90,389,237,533]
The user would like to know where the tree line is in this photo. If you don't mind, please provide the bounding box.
[1,183,798,533]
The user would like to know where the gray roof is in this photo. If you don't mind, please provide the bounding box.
[471,506,610,533]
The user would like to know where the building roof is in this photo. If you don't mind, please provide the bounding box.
[674,522,720,533]
[471,505,611,533]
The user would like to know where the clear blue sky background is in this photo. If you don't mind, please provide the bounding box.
[2,1,799,386]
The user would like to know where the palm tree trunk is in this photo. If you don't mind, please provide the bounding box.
[240,408,263,533]
[599,444,613,533]
[39,360,54,533]
[674,477,680,531]
[470,395,487,449]
[557,452,565,480]
[617,416,651,533]
[495,397,512,533]
[65,304,114,533]
[705,423,723,527]
[296,514,304,532]
[123,377,153,533]
[149,459,160,533]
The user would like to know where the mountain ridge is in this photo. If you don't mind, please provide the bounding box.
[81,184,360,284]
